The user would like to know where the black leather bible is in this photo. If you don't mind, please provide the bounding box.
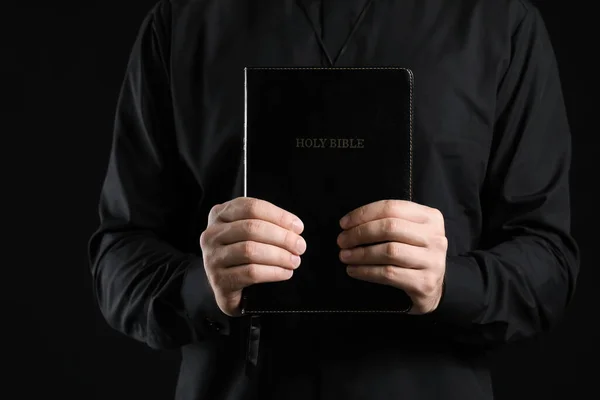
[241,67,414,314]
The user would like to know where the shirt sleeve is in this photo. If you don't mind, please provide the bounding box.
[88,0,231,350]
[428,3,580,349]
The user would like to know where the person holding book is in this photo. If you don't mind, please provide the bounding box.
[89,0,579,399]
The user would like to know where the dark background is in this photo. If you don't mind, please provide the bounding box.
[6,0,595,399]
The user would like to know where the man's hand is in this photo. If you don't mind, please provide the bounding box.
[337,200,447,314]
[200,197,306,317]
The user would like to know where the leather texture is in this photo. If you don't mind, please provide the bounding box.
[242,67,413,313]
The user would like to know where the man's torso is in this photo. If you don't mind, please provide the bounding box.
[161,1,528,398]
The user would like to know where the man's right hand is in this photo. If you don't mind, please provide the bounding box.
[200,197,306,316]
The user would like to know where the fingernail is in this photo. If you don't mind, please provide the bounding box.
[296,237,307,254]
[340,250,351,260]
[291,255,301,267]
[340,215,349,228]
[292,219,304,232]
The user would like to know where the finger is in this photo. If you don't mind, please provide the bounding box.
[346,264,421,293]
[212,219,307,255]
[216,241,302,270]
[216,264,294,292]
[340,200,440,229]
[337,218,429,249]
[210,197,304,234]
[339,242,428,269]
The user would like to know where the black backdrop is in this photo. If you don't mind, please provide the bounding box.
[6,1,596,399]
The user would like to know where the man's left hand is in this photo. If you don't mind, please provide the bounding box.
[337,200,448,314]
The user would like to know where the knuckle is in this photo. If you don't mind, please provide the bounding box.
[277,210,288,228]
[205,252,222,274]
[429,207,445,225]
[219,201,234,221]
[242,241,257,260]
[246,264,261,283]
[430,207,442,218]
[384,242,400,259]
[438,235,449,250]
[209,269,225,290]
[208,203,221,222]
[200,225,219,248]
[352,226,363,241]
[203,261,214,277]
[243,219,261,236]
[382,265,397,281]
[244,198,260,217]
[202,246,213,262]
[280,250,292,267]
[203,255,215,273]
[416,273,437,296]
[357,206,366,221]
[383,200,396,215]
[429,235,448,251]
[199,229,208,248]
[383,218,397,234]
[284,229,297,250]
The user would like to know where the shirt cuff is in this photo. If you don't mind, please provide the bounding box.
[181,257,232,339]
[428,255,486,327]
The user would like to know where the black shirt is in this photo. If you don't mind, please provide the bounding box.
[88,1,579,399]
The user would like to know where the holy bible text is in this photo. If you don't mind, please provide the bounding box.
[295,137,365,149]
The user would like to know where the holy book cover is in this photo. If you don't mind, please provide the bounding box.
[242,67,414,314]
